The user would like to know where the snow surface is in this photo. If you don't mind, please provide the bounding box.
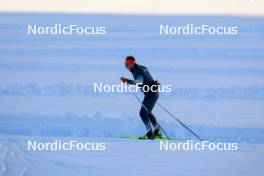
[0,135,264,176]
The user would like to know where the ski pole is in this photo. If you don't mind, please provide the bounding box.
[131,92,170,139]
[156,102,203,141]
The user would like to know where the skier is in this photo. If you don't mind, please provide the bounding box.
[120,56,163,139]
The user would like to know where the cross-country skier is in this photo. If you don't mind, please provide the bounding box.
[120,56,162,139]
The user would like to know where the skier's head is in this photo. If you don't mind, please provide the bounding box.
[125,56,136,70]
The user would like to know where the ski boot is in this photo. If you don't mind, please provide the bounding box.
[138,130,155,140]
[154,128,163,138]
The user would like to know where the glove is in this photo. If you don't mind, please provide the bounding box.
[120,77,128,83]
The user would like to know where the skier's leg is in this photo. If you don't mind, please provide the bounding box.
[143,92,159,129]
[139,106,152,131]
[148,113,159,130]
[139,106,154,139]
[143,92,163,138]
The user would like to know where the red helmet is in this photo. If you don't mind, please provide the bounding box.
[125,56,136,65]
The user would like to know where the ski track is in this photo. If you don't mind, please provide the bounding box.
[0,135,104,176]
[19,151,92,176]
[0,143,8,176]
[6,143,40,176]
[13,145,86,176]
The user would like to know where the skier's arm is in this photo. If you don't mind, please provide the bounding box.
[127,75,143,85]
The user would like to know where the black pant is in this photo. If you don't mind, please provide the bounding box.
[139,92,159,131]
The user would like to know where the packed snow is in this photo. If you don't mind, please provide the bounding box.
[0,135,264,176]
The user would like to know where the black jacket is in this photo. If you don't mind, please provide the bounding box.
[127,64,158,92]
